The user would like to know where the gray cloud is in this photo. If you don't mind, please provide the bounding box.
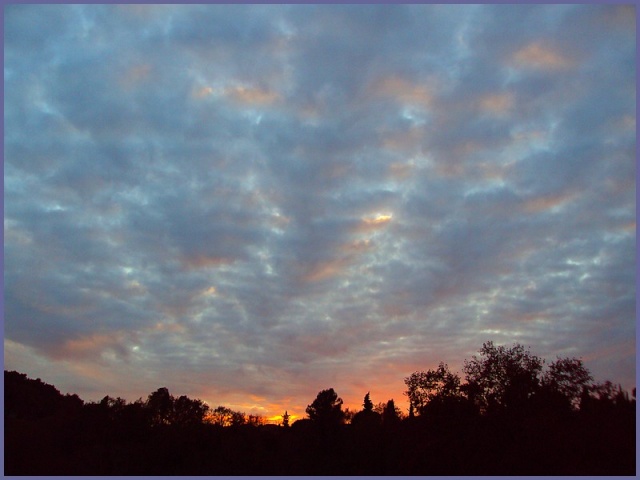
[4,4,635,418]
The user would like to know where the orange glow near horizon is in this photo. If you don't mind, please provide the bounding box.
[238,395,411,424]
[195,379,414,424]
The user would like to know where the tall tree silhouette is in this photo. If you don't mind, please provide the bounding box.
[381,399,401,425]
[352,392,381,428]
[305,388,345,427]
[363,392,374,412]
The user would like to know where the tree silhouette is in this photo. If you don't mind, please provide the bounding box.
[541,356,592,410]
[352,392,381,428]
[381,399,402,425]
[343,407,357,424]
[173,395,209,426]
[282,410,290,427]
[305,388,345,427]
[209,406,235,426]
[463,341,543,414]
[246,414,265,426]
[230,410,246,426]
[146,387,174,426]
[4,370,81,419]
[580,380,635,415]
[363,392,374,412]
[404,362,462,414]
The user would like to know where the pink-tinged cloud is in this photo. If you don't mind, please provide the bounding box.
[597,4,636,31]
[299,239,376,283]
[340,239,374,255]
[192,86,215,99]
[523,191,577,213]
[387,162,415,180]
[382,303,414,318]
[50,331,130,360]
[181,255,235,270]
[478,92,514,115]
[119,64,153,90]
[381,126,425,152]
[227,85,280,105]
[512,42,574,70]
[300,257,353,283]
[581,340,636,364]
[371,76,433,108]
[191,84,280,105]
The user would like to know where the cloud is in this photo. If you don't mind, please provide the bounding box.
[227,85,280,105]
[299,257,353,283]
[4,5,635,419]
[522,190,578,213]
[478,92,514,115]
[370,76,434,108]
[512,42,574,70]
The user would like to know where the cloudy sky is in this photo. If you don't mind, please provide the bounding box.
[4,4,636,420]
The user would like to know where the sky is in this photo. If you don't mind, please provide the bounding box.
[4,4,636,421]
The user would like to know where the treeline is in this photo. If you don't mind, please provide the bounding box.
[4,341,636,475]
[5,372,268,426]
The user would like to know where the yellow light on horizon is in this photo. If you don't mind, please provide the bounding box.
[267,413,299,423]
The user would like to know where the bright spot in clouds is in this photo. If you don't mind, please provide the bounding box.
[202,287,217,297]
[363,213,393,225]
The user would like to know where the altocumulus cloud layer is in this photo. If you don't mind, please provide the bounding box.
[4,4,636,418]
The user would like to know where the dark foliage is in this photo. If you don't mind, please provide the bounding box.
[463,341,544,414]
[305,387,345,429]
[362,391,374,412]
[405,362,462,414]
[4,342,636,475]
[5,370,83,420]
